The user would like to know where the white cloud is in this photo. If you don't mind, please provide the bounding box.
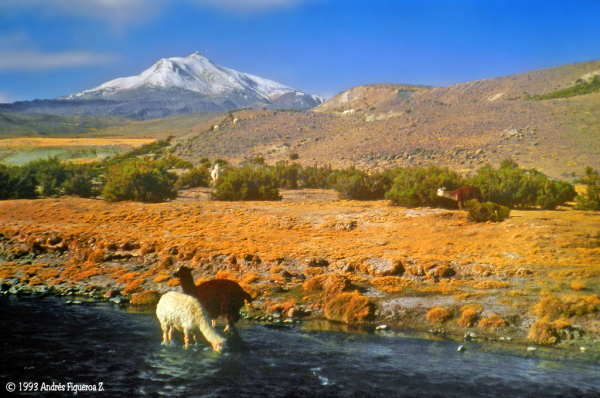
[0,49,119,71]
[0,0,163,26]
[0,0,316,25]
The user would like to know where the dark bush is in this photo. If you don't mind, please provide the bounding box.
[102,159,178,203]
[212,165,281,201]
[176,166,211,189]
[272,161,301,189]
[328,168,391,200]
[576,167,600,210]
[385,166,466,208]
[298,164,334,189]
[465,200,511,222]
[62,173,96,198]
[0,165,37,200]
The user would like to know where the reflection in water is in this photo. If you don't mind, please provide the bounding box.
[1,295,599,397]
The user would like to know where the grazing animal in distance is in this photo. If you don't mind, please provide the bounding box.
[437,186,483,210]
[156,291,225,351]
[211,164,222,186]
[174,266,253,331]
[341,109,355,117]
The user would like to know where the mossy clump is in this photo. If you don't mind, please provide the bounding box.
[323,292,376,324]
[465,200,510,223]
[130,290,161,306]
[426,306,453,324]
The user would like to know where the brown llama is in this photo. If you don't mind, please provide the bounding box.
[173,266,252,331]
[437,186,483,210]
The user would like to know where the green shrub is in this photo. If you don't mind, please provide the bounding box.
[102,159,178,203]
[576,167,600,210]
[385,166,466,208]
[22,156,70,197]
[62,173,96,198]
[328,168,391,200]
[465,200,510,222]
[212,165,281,201]
[527,75,600,100]
[272,161,301,189]
[176,166,211,189]
[289,153,299,160]
[298,164,334,189]
[0,165,37,200]
[472,160,575,209]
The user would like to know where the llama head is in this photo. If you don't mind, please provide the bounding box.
[437,188,447,197]
[173,266,193,279]
[213,341,224,352]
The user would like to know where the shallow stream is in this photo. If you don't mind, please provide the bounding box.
[1,295,598,397]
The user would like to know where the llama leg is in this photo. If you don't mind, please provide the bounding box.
[161,325,168,343]
[168,326,174,342]
[212,319,217,327]
[184,331,190,348]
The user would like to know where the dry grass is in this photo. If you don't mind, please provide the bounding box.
[478,315,508,331]
[323,292,376,324]
[426,307,453,324]
[130,290,161,306]
[457,304,483,328]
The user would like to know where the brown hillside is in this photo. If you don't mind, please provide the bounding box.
[174,59,600,180]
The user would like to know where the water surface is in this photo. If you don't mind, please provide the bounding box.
[1,295,598,397]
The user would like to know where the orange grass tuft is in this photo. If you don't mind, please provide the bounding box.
[370,276,412,293]
[457,304,483,328]
[215,270,238,281]
[473,280,510,290]
[123,279,144,295]
[239,272,262,284]
[153,274,170,283]
[116,272,140,284]
[478,314,507,331]
[323,292,376,324]
[426,307,453,324]
[130,290,161,306]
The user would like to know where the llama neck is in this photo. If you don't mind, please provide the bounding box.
[178,275,197,295]
[442,191,458,201]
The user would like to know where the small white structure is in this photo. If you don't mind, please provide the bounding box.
[341,109,355,117]
[156,292,225,351]
[211,164,222,186]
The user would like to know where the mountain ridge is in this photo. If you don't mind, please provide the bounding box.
[1,52,324,119]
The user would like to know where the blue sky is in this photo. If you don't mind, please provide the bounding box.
[0,0,599,103]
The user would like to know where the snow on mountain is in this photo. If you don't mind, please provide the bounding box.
[61,52,322,106]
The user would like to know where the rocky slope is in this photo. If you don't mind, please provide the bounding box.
[173,59,600,180]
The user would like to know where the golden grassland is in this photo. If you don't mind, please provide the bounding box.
[1,189,599,353]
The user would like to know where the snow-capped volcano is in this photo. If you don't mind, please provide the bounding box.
[55,52,323,117]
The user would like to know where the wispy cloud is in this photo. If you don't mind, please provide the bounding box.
[0,0,315,26]
[0,0,163,27]
[0,49,119,71]
[0,91,12,104]
[192,0,313,13]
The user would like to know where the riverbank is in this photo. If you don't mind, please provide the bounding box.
[1,188,599,361]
